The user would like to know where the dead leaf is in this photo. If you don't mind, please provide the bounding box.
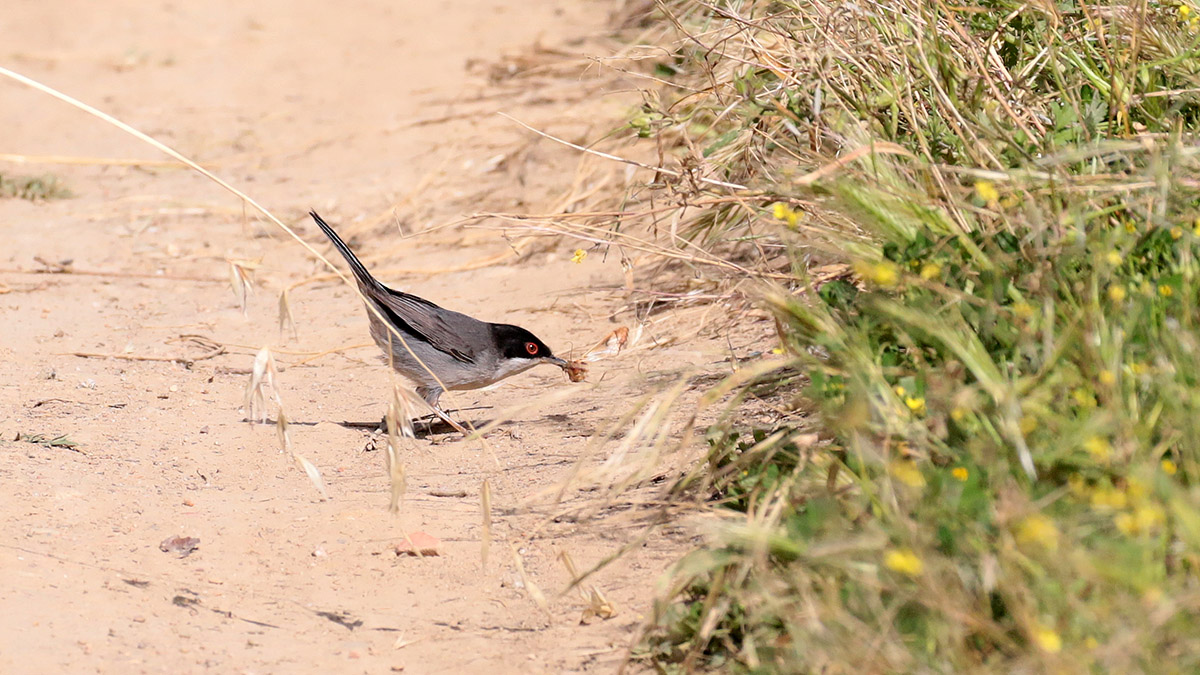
[584,326,628,362]
[394,531,440,557]
[580,586,617,624]
[159,535,200,558]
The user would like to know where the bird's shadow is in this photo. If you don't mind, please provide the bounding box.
[244,406,497,439]
[338,416,497,438]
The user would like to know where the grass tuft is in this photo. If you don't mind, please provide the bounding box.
[0,173,71,200]
[608,0,1200,670]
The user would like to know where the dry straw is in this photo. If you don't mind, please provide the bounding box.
[480,479,493,569]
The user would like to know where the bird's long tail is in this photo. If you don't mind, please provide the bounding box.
[309,211,381,290]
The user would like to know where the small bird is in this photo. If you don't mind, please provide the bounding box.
[310,211,568,433]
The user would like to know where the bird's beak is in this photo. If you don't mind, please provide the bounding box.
[545,356,569,368]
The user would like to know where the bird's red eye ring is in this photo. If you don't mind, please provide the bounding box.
[525,342,539,355]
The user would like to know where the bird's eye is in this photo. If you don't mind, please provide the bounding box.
[525,342,539,355]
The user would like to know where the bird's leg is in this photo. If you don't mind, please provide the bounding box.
[416,386,470,435]
[428,405,470,435]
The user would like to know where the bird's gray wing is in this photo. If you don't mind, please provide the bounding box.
[309,212,481,365]
[368,288,479,364]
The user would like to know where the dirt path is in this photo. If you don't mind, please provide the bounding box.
[0,2,742,673]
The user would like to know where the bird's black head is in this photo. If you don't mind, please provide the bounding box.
[491,323,563,365]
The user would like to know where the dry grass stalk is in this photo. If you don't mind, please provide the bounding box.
[243,346,280,425]
[289,342,375,367]
[591,378,690,495]
[240,346,329,500]
[384,383,421,514]
[462,385,585,440]
[226,257,259,315]
[0,152,202,168]
[277,409,329,501]
[0,263,224,283]
[65,338,225,367]
[480,479,493,570]
[558,550,618,623]
[500,112,747,190]
[479,212,795,282]
[511,545,551,619]
[277,289,298,342]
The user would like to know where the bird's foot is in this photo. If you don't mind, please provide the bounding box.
[429,406,471,435]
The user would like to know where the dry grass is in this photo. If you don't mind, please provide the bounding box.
[549,0,1200,671]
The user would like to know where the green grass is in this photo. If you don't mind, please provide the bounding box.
[0,172,71,200]
[15,432,79,450]
[621,0,1200,670]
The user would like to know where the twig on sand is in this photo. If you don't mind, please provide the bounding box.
[64,346,225,367]
[1,264,224,283]
[0,152,203,169]
[64,335,227,366]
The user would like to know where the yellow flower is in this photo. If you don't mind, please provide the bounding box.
[1032,625,1063,654]
[1085,636,1099,649]
[1105,250,1122,266]
[950,407,967,422]
[884,548,924,577]
[771,202,800,228]
[974,180,1000,205]
[1129,362,1150,375]
[1084,435,1112,461]
[905,396,926,415]
[1108,285,1127,302]
[1180,3,1192,19]
[1016,514,1060,551]
[1159,284,1174,298]
[1091,486,1128,511]
[951,467,969,482]
[1162,458,1178,475]
[1114,512,1137,535]
[1126,221,1138,234]
[872,262,899,287]
[1072,388,1096,409]
[1112,504,1160,536]
[1013,302,1035,319]
[1172,226,1184,240]
[1098,369,1116,386]
[890,461,926,488]
[1131,504,1165,533]
[1125,476,1147,502]
[853,260,899,287]
[570,249,587,264]
[919,262,942,280]
[894,385,906,397]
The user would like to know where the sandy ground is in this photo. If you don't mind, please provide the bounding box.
[0,1,753,673]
